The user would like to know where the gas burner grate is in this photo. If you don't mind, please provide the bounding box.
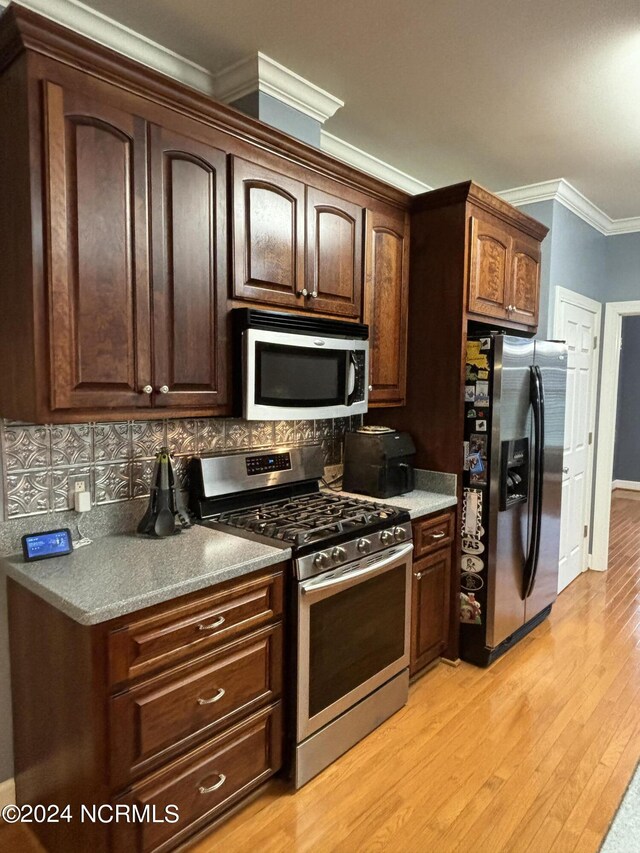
[215,492,403,546]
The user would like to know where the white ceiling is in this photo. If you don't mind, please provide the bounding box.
[48,0,640,218]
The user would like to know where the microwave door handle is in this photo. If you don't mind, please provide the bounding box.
[346,352,357,406]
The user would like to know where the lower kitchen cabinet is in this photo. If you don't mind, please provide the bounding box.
[410,509,455,675]
[7,564,286,853]
[111,704,282,853]
[411,547,451,674]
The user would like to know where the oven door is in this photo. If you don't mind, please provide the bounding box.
[297,541,412,742]
[244,328,368,420]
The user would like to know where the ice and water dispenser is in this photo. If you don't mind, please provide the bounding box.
[500,438,529,511]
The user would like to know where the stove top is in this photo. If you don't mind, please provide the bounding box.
[213,491,405,549]
[189,444,411,570]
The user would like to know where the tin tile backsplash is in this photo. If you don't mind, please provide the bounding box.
[0,417,357,520]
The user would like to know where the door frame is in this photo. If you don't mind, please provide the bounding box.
[592,300,640,570]
[552,286,602,577]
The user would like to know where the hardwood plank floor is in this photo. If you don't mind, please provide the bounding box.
[1,496,638,852]
[192,495,640,853]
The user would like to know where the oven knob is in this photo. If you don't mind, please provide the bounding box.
[331,547,346,563]
[380,530,393,545]
[313,552,329,569]
[357,538,371,554]
[393,526,407,542]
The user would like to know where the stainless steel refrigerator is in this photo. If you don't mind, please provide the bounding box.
[460,334,567,666]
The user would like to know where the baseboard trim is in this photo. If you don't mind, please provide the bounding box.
[0,777,15,807]
[612,480,640,492]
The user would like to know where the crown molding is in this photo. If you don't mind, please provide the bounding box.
[214,52,343,124]
[2,0,217,93]
[320,130,431,195]
[499,178,640,236]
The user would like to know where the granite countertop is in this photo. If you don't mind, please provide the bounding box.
[335,468,458,520]
[1,525,291,627]
[2,469,456,628]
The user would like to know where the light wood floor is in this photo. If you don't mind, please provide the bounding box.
[2,496,639,853]
[193,495,640,853]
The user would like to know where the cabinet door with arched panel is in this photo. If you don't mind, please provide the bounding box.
[231,157,306,309]
[150,123,228,410]
[44,81,152,411]
[306,187,363,318]
[364,206,409,406]
[509,235,541,327]
[467,215,511,321]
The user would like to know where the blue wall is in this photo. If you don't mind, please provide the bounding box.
[519,200,554,338]
[230,91,322,147]
[614,316,640,482]
[606,233,640,302]
[519,200,611,339]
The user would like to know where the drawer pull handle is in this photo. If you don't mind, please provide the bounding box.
[198,773,226,794]
[197,687,225,705]
[198,615,225,631]
[430,532,446,540]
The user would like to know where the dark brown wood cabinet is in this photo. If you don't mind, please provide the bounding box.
[509,233,541,326]
[7,566,286,853]
[44,80,152,412]
[149,122,228,409]
[364,206,410,406]
[468,214,511,322]
[0,5,411,422]
[411,547,452,674]
[410,509,455,675]
[370,181,547,475]
[468,211,541,328]
[231,156,306,310]
[45,85,230,416]
[232,161,364,318]
[306,187,363,318]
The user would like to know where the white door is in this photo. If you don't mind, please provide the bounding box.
[553,288,601,592]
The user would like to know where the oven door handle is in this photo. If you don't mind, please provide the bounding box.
[301,542,414,596]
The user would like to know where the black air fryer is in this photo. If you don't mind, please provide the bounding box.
[342,427,416,498]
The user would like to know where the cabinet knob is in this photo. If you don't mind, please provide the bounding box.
[310,291,318,298]
[368,385,373,392]
[158,385,169,394]
[141,385,153,395]
[297,288,309,297]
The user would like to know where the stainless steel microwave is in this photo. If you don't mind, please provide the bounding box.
[235,309,369,421]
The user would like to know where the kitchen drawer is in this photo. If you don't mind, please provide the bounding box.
[413,511,455,559]
[111,703,282,853]
[109,625,282,787]
[107,569,284,687]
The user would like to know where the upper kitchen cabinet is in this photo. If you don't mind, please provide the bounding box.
[364,206,409,406]
[44,81,152,412]
[231,157,365,319]
[306,187,363,318]
[0,5,411,423]
[369,181,547,479]
[468,210,542,328]
[509,234,541,326]
[231,157,306,310]
[467,215,510,321]
[149,122,228,409]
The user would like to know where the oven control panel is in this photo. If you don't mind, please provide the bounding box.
[295,520,413,580]
[246,452,292,476]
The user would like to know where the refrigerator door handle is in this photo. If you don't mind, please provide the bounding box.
[523,365,545,599]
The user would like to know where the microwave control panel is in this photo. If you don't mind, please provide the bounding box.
[246,452,292,476]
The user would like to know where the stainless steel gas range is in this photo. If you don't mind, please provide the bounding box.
[189,444,413,788]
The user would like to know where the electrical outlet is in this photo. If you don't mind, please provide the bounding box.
[68,473,91,506]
